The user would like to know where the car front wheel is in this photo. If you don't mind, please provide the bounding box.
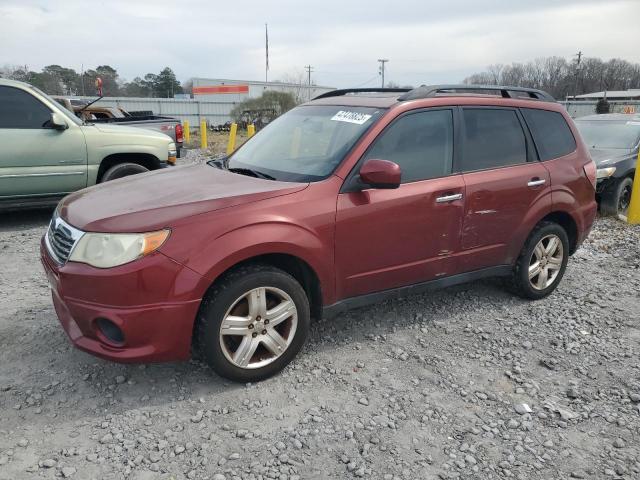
[510,221,569,300]
[195,264,310,382]
[601,177,633,217]
[100,162,149,182]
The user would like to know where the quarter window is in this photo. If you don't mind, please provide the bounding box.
[461,108,527,171]
[363,109,454,183]
[0,86,52,129]
[522,108,576,160]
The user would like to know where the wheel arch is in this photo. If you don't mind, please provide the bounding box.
[98,153,162,182]
[199,252,324,322]
[537,211,579,255]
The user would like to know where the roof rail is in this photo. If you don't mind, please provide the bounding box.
[398,84,555,102]
[313,88,411,100]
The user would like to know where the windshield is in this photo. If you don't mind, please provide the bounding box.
[575,120,640,149]
[226,105,383,182]
[29,86,83,126]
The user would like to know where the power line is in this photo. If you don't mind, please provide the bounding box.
[378,59,389,88]
[305,65,314,101]
[573,51,582,98]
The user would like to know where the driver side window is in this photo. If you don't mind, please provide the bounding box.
[363,109,454,183]
[0,86,52,129]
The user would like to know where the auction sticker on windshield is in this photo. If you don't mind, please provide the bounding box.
[331,110,373,125]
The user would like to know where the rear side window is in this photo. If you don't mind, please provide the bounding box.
[0,86,52,129]
[461,108,527,171]
[364,109,454,183]
[522,108,576,160]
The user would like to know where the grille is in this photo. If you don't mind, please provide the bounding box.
[46,215,84,265]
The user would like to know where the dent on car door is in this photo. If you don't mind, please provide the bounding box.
[335,108,466,300]
[458,107,551,272]
[0,86,87,198]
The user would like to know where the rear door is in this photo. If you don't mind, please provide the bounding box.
[0,86,88,199]
[458,107,551,272]
[335,108,465,299]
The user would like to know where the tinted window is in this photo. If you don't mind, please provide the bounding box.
[0,86,52,129]
[523,108,576,160]
[461,108,527,171]
[364,109,454,183]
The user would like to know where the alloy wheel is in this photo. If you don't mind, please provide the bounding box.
[219,287,298,369]
[528,234,564,291]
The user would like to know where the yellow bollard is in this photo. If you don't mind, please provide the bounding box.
[247,124,255,138]
[627,149,640,224]
[200,119,207,149]
[183,120,190,143]
[227,123,238,154]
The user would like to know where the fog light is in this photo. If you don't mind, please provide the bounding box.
[96,318,125,346]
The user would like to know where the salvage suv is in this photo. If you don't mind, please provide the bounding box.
[41,85,597,382]
[0,79,177,209]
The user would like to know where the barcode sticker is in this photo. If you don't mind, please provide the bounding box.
[330,111,372,125]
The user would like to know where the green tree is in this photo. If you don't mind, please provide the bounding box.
[230,91,297,124]
[122,76,153,97]
[154,67,182,98]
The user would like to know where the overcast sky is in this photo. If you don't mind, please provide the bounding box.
[1,0,639,88]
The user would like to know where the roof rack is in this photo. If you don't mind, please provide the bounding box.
[313,88,411,100]
[399,84,555,102]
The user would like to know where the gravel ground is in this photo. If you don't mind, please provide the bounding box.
[1,177,639,479]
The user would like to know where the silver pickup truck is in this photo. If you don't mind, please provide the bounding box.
[54,97,184,157]
[0,79,177,209]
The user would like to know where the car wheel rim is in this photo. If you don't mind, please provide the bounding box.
[619,185,632,213]
[219,287,298,370]
[528,234,564,291]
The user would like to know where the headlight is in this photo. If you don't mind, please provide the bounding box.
[596,167,616,179]
[69,230,170,268]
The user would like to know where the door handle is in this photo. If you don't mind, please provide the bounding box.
[436,193,463,203]
[527,178,546,187]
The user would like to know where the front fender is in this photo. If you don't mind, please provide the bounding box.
[186,222,335,305]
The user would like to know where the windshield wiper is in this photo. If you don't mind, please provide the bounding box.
[228,167,276,181]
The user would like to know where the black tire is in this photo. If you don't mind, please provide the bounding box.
[510,221,570,300]
[600,177,633,217]
[100,162,149,182]
[195,264,310,382]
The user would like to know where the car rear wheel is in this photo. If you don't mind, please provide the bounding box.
[601,177,633,217]
[100,162,149,182]
[510,221,569,300]
[195,264,310,382]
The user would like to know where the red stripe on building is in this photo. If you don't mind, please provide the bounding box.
[193,85,249,95]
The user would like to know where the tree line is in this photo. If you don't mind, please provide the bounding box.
[0,64,184,98]
[463,56,640,99]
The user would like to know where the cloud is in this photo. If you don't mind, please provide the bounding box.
[0,0,638,88]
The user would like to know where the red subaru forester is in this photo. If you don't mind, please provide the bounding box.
[41,85,597,382]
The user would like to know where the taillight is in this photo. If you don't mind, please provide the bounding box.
[583,160,597,190]
[175,124,184,143]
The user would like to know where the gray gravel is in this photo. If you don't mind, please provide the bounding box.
[1,204,639,479]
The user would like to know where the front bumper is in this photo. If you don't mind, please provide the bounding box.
[40,238,207,363]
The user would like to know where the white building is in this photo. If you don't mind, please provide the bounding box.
[191,78,335,103]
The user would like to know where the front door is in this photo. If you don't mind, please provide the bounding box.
[0,85,87,199]
[335,108,465,299]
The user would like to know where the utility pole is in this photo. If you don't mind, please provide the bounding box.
[573,51,582,99]
[305,65,314,101]
[378,59,389,88]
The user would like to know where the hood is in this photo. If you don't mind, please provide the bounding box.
[60,164,308,232]
[588,147,635,167]
[90,123,171,140]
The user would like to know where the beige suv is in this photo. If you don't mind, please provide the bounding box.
[0,79,177,209]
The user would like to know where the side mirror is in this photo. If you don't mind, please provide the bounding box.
[359,159,401,189]
[49,112,68,131]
